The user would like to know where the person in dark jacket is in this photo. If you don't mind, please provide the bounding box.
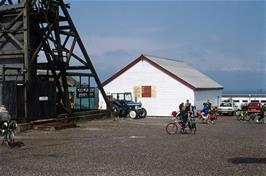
[179,102,185,112]
[185,99,191,112]
[206,99,212,110]
[178,102,187,128]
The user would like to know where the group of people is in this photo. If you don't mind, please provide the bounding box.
[177,99,213,126]
[240,103,266,123]
[177,99,266,124]
[178,100,193,127]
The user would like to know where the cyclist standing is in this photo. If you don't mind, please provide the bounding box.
[178,102,187,128]
[206,99,212,110]
[185,99,192,112]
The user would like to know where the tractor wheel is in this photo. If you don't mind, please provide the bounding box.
[129,110,138,119]
[139,108,147,118]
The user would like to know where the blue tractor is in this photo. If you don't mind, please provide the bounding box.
[110,93,147,119]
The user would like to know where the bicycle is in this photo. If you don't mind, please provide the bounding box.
[166,112,196,135]
[236,110,259,122]
[246,113,260,122]
[236,110,248,121]
[209,108,218,124]
[1,121,17,147]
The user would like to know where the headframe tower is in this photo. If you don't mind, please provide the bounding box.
[0,0,110,120]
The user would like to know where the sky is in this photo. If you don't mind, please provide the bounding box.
[65,0,265,93]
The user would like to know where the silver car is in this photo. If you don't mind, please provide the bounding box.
[218,102,237,116]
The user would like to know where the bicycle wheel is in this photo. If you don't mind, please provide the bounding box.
[190,127,196,134]
[166,123,178,135]
[190,122,197,134]
[250,113,257,121]
[5,130,14,147]
[244,114,251,121]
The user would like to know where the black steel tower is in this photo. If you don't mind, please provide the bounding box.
[0,0,110,120]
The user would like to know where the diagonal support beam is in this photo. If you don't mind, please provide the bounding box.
[59,0,111,110]
[7,33,23,48]
[0,10,23,39]
[66,37,76,63]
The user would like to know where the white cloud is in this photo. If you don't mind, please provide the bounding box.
[84,35,177,56]
[177,44,265,73]
[74,34,265,77]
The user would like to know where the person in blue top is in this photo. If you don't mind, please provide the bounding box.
[200,103,209,121]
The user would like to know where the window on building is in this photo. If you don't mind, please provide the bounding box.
[142,86,152,97]
[233,100,240,103]
[261,100,266,103]
[251,100,259,102]
[242,100,248,103]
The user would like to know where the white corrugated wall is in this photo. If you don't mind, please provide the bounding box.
[194,89,223,111]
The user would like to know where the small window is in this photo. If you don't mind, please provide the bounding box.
[118,93,125,100]
[251,100,259,102]
[142,86,152,97]
[242,100,248,103]
[124,93,132,101]
[233,100,240,103]
[220,103,232,107]
[261,100,266,103]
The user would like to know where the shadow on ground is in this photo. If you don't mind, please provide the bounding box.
[228,157,266,164]
[10,141,25,148]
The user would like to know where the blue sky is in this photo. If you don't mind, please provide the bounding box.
[66,0,265,93]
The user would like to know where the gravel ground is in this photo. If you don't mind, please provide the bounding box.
[0,116,265,176]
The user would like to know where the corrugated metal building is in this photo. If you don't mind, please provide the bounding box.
[99,54,223,116]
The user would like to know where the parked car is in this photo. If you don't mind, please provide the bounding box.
[247,102,262,114]
[217,102,237,116]
[110,92,147,119]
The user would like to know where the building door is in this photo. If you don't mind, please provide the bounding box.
[16,84,25,118]
[2,81,25,120]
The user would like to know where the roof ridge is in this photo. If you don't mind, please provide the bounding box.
[103,54,223,89]
[143,54,184,63]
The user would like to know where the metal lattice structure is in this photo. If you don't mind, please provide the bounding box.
[0,0,110,119]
